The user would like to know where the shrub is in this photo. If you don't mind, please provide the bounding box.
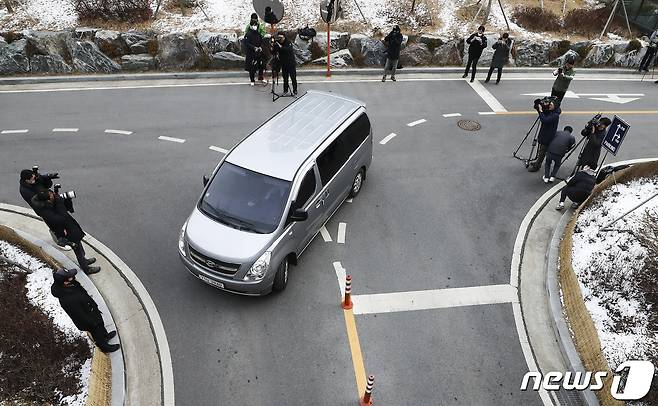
[549,40,571,61]
[511,6,561,32]
[75,0,152,23]
[563,7,610,36]
[626,38,642,52]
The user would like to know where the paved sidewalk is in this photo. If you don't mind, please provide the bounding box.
[0,204,174,406]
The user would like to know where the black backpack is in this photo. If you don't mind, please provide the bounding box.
[298,26,317,41]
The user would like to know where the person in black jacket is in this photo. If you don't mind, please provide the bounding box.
[463,25,487,83]
[528,100,561,172]
[244,14,265,86]
[544,126,575,183]
[51,268,120,353]
[31,189,100,275]
[577,117,612,170]
[556,166,596,210]
[485,33,510,84]
[382,25,403,82]
[273,31,297,95]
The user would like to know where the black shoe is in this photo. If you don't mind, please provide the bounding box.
[470,78,474,82]
[99,343,120,353]
[84,266,101,275]
[105,330,117,340]
[462,73,468,78]
[85,257,96,265]
[484,79,490,83]
[496,80,500,84]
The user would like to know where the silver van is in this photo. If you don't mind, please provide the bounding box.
[178,91,373,295]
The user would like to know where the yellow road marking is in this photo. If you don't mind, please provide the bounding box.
[496,110,658,116]
[343,307,366,397]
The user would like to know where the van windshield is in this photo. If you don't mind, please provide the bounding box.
[200,162,292,234]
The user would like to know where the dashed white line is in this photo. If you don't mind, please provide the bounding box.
[467,80,507,113]
[337,222,346,244]
[406,119,427,127]
[104,129,133,135]
[158,136,185,143]
[478,112,497,115]
[442,113,462,118]
[320,225,332,242]
[1,129,28,134]
[379,133,397,145]
[52,128,79,132]
[209,146,229,154]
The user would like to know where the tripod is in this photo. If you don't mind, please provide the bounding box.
[513,116,541,168]
[640,50,656,82]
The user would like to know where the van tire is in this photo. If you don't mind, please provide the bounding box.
[349,169,365,198]
[272,258,289,292]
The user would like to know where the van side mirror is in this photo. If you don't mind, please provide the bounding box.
[289,208,308,222]
[203,175,209,186]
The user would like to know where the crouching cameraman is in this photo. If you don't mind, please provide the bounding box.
[556,166,597,210]
[528,97,561,172]
[577,115,612,170]
[31,189,100,275]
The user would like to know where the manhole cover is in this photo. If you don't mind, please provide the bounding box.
[457,119,481,131]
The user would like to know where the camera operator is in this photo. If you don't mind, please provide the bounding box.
[638,29,658,72]
[543,126,575,183]
[556,166,597,210]
[244,13,266,86]
[528,98,561,172]
[31,189,100,275]
[273,31,297,95]
[485,32,511,84]
[577,116,612,170]
[551,55,575,106]
[463,25,487,83]
[382,25,403,82]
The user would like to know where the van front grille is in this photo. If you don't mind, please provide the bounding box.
[189,247,240,275]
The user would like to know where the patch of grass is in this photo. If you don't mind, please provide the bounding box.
[512,6,561,32]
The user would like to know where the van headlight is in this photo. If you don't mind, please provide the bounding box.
[245,251,271,281]
[178,221,188,257]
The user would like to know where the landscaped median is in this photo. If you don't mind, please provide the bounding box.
[0,224,111,406]
[559,161,658,406]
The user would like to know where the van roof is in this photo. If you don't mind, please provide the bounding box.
[226,90,365,181]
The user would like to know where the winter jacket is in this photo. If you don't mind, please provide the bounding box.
[243,22,266,37]
[490,38,511,68]
[466,33,487,57]
[384,31,404,60]
[578,127,606,168]
[565,170,596,202]
[537,107,561,145]
[19,175,52,209]
[275,38,296,71]
[51,280,103,331]
[31,195,85,242]
[552,67,575,92]
[547,130,576,156]
[244,27,264,71]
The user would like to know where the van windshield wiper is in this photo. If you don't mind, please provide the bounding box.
[222,215,261,233]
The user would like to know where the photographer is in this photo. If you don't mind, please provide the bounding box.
[551,55,575,106]
[638,29,658,72]
[264,6,279,25]
[462,26,487,83]
[556,166,596,210]
[31,189,100,275]
[577,116,612,170]
[528,98,561,172]
[382,25,403,82]
[244,13,266,86]
[543,126,575,183]
[485,33,511,84]
[273,31,297,95]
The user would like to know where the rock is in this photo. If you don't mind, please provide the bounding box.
[196,31,238,54]
[121,54,155,71]
[293,36,312,65]
[514,40,549,66]
[121,31,148,47]
[156,33,202,70]
[399,43,432,66]
[433,39,463,65]
[209,51,245,69]
[612,48,645,69]
[570,40,592,60]
[67,39,121,73]
[348,34,385,66]
[94,30,128,58]
[583,43,614,67]
[550,49,580,67]
[29,54,72,73]
[418,34,443,51]
[75,27,97,41]
[0,38,30,74]
[0,36,6,46]
[25,31,72,59]
[611,40,629,54]
[314,31,350,53]
[129,41,149,54]
[312,49,353,67]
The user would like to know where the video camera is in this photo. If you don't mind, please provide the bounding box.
[533,96,557,111]
[583,113,602,134]
[53,183,76,213]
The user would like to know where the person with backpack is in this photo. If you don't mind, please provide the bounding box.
[382,25,403,82]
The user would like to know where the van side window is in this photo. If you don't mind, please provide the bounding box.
[295,168,317,208]
[317,113,371,184]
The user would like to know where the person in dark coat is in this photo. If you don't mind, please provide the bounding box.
[31,189,100,275]
[638,29,657,72]
[51,268,120,353]
[577,117,612,170]
[244,13,265,85]
[556,166,596,210]
[485,33,510,84]
[463,25,487,83]
[273,31,297,95]
[544,126,575,183]
[382,25,403,82]
[528,100,561,172]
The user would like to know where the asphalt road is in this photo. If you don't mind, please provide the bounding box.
[1,73,657,405]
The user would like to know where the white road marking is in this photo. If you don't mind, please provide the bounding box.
[478,111,497,115]
[379,133,397,145]
[522,91,644,104]
[346,198,353,203]
[467,80,507,112]
[442,113,462,118]
[52,128,79,132]
[351,284,518,315]
[320,225,332,242]
[1,129,28,134]
[158,136,185,143]
[209,145,229,154]
[337,222,346,244]
[333,261,347,297]
[407,119,426,127]
[105,129,132,135]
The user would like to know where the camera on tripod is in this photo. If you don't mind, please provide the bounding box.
[533,96,557,111]
[583,113,602,133]
[53,183,76,213]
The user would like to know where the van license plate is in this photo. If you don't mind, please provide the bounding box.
[199,275,224,289]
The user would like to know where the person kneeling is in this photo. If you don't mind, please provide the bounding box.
[556,166,596,210]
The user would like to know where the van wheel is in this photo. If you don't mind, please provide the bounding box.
[272,258,288,292]
[349,169,365,198]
